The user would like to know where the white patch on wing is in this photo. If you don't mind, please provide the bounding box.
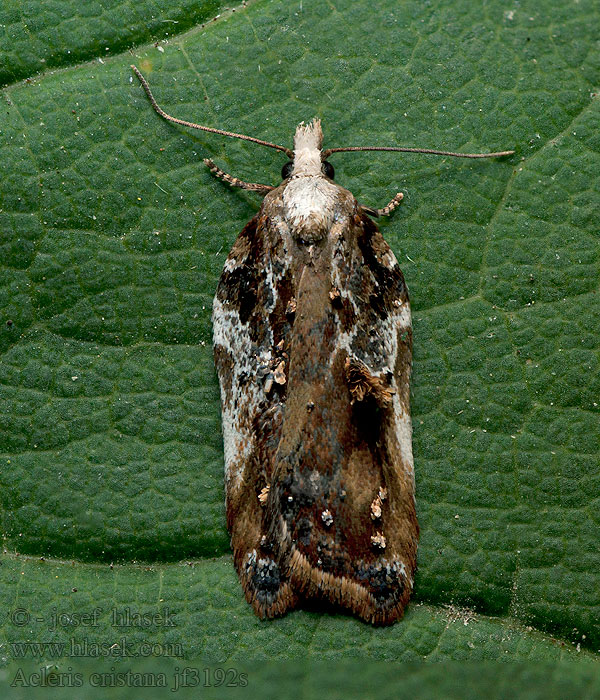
[213,297,272,491]
[391,394,414,480]
[394,304,411,329]
[212,225,294,494]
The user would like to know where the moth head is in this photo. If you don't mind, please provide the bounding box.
[280,119,335,181]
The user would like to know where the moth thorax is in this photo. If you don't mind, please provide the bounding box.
[282,177,336,242]
[292,118,324,177]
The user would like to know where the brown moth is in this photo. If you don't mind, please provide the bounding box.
[131,66,513,625]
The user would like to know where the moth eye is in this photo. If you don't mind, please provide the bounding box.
[322,161,335,179]
[281,161,294,179]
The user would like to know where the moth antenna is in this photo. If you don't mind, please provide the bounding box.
[131,65,294,158]
[322,146,515,159]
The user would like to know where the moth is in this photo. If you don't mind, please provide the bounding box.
[132,65,513,625]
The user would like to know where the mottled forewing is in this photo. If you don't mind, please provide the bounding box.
[212,208,298,618]
[338,213,417,624]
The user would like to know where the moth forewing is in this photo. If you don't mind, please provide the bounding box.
[131,66,513,624]
[212,210,299,618]
[265,207,417,624]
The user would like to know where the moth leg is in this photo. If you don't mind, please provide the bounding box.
[204,159,274,194]
[361,192,404,218]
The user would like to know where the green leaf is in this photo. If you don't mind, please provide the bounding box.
[0,0,226,87]
[0,554,595,663]
[1,0,599,674]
